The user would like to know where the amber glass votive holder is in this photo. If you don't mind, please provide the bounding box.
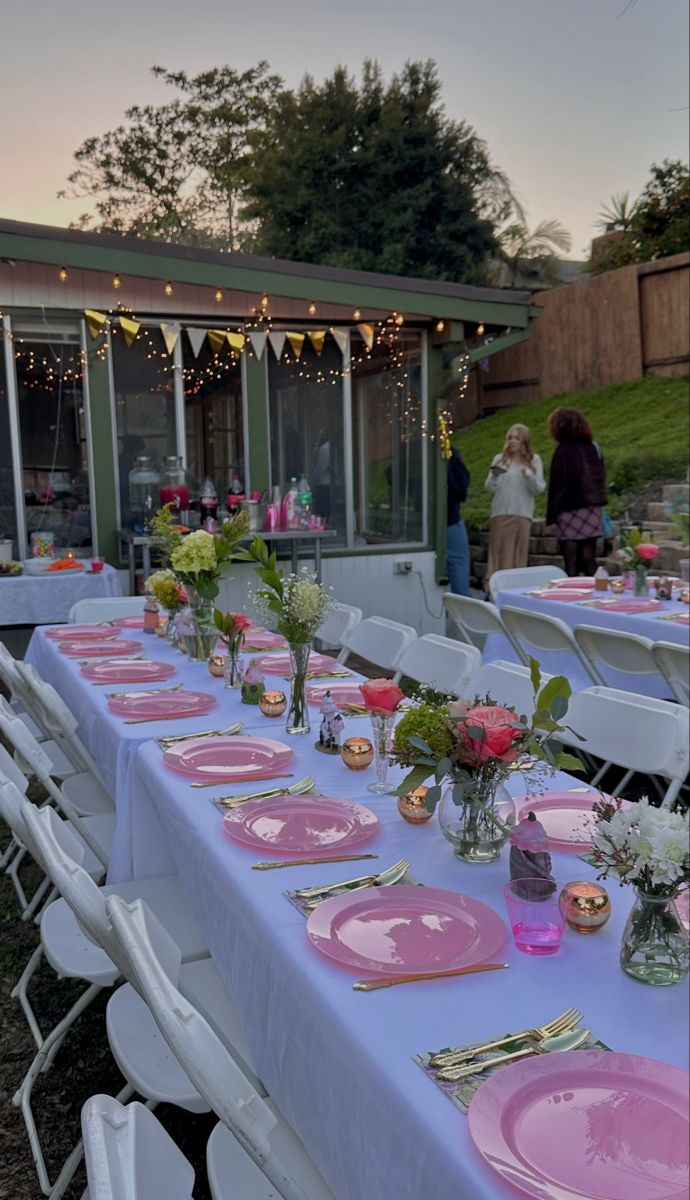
[397,786,433,824]
[341,736,374,770]
[559,881,611,933]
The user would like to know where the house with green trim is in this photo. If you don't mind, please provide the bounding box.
[0,219,538,630]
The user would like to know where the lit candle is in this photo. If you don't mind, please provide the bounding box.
[558,881,611,933]
[341,736,374,770]
[397,785,433,825]
[259,690,287,717]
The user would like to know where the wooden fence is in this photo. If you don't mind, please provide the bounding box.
[458,251,689,421]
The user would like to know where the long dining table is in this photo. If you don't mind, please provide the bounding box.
[24,624,690,1200]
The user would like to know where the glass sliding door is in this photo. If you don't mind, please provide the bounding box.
[0,328,18,555]
[182,331,244,501]
[13,322,93,553]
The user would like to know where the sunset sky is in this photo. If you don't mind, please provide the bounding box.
[1,0,687,259]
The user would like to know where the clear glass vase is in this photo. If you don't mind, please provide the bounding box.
[620,888,689,987]
[633,563,649,597]
[179,593,217,662]
[286,642,311,734]
[438,778,516,863]
[368,713,396,794]
[223,642,244,689]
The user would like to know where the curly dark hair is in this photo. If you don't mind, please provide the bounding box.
[548,407,593,443]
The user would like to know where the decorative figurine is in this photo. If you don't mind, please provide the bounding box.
[509,811,556,896]
[143,597,160,634]
[655,575,673,601]
[593,566,609,592]
[315,690,345,754]
[241,659,265,705]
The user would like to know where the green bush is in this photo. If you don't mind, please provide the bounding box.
[453,376,689,530]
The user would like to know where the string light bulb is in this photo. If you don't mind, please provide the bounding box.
[112,275,122,290]
[395,313,404,326]
[58,267,68,283]
[476,322,485,336]
[164,281,174,297]
[260,294,269,310]
[214,289,223,302]
[308,301,317,316]
[353,308,362,321]
[435,319,445,333]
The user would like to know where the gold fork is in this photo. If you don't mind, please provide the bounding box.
[157,722,243,745]
[216,775,315,807]
[428,1006,584,1069]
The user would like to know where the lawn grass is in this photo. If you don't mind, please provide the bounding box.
[453,376,689,530]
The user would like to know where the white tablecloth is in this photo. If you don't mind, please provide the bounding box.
[23,625,690,1200]
[0,563,122,627]
[487,586,690,696]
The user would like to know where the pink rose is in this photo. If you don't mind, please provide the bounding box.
[360,678,405,715]
[459,704,523,764]
[176,584,189,604]
[230,613,252,632]
[636,543,658,561]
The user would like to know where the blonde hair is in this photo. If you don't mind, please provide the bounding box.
[500,424,534,466]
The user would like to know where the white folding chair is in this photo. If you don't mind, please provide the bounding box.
[339,615,416,674]
[443,593,529,662]
[0,642,60,747]
[82,1095,196,1200]
[316,603,363,658]
[573,625,663,692]
[107,895,336,1200]
[69,596,146,624]
[465,661,553,718]
[394,635,480,697]
[0,763,57,920]
[488,565,567,602]
[17,800,253,1200]
[559,687,690,808]
[500,606,602,686]
[652,641,690,707]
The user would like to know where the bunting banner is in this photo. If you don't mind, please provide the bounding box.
[85,309,108,340]
[226,332,246,354]
[268,331,287,360]
[186,327,206,358]
[248,331,267,360]
[206,328,227,356]
[357,323,375,350]
[329,327,349,355]
[286,331,306,360]
[307,330,326,356]
[119,316,141,348]
[160,321,181,355]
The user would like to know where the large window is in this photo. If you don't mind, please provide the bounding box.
[112,325,176,526]
[13,324,92,552]
[0,332,16,552]
[183,332,244,499]
[352,331,424,545]
[268,343,347,545]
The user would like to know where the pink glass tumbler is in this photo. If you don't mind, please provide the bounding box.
[503,878,566,956]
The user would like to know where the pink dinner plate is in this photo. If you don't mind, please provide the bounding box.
[307,884,506,975]
[593,597,662,613]
[468,1050,689,1200]
[667,612,690,625]
[551,577,595,588]
[257,652,340,675]
[107,690,217,719]
[58,638,142,657]
[242,631,288,650]
[306,683,364,707]
[223,795,378,854]
[529,589,593,602]
[515,790,631,851]
[46,625,121,641]
[110,615,146,629]
[163,734,293,781]
[81,660,176,683]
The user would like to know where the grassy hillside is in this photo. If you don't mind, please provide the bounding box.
[453,376,689,530]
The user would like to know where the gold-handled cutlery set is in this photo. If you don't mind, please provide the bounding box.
[426,1008,587,1081]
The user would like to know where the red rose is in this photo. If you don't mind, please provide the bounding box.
[636,543,658,562]
[231,613,252,632]
[360,678,405,715]
[459,704,523,764]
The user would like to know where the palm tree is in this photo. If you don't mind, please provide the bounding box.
[597,192,637,233]
[491,218,573,287]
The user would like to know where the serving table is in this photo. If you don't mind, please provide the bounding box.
[0,562,122,627]
[489,584,690,696]
[24,625,689,1200]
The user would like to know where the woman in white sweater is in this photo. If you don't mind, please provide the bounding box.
[484,424,545,587]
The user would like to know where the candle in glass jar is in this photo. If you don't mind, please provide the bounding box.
[259,690,287,717]
[559,881,611,933]
[397,786,433,825]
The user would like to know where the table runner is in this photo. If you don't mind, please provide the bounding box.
[0,563,122,627]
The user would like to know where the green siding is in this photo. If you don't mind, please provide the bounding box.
[244,355,270,496]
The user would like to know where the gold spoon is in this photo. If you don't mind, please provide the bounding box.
[436,1027,590,1081]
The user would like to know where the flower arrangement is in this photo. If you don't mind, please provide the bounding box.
[213,610,251,651]
[359,679,407,793]
[616,528,659,570]
[240,536,333,642]
[360,679,405,716]
[147,503,184,565]
[145,568,187,613]
[169,510,251,602]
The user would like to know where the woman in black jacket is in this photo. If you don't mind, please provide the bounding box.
[546,408,607,577]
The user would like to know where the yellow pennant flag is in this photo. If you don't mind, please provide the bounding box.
[357,323,374,350]
[226,332,246,354]
[307,330,326,356]
[286,331,306,360]
[160,322,181,355]
[207,329,226,356]
[85,309,107,340]
[119,316,141,348]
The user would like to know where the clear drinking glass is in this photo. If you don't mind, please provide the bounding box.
[503,878,566,956]
[368,713,396,794]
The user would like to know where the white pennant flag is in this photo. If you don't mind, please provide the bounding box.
[330,327,349,355]
[249,332,268,360]
[186,327,206,358]
[160,321,181,355]
[268,331,287,360]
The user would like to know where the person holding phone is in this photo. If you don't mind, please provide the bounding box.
[484,423,545,589]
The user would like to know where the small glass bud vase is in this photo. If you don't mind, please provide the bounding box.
[620,888,689,987]
[368,713,396,794]
[285,642,311,734]
[633,564,649,597]
[223,646,244,689]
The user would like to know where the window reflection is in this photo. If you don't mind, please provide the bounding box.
[0,341,16,553]
[112,326,176,527]
[182,332,244,501]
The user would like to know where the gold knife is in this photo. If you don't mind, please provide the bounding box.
[353,963,509,991]
[252,853,379,871]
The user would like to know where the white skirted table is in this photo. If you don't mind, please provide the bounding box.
[0,562,122,627]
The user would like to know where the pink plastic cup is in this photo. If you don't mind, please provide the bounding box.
[91,556,105,573]
[503,878,566,956]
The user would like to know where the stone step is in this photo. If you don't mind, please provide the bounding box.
[644,524,683,541]
[662,483,689,504]
[645,502,671,522]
